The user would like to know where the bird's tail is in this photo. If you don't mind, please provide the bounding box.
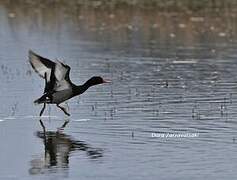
[34,94,50,105]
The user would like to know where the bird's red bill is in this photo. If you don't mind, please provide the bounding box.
[103,79,111,83]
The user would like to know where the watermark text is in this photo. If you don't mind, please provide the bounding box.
[151,132,199,138]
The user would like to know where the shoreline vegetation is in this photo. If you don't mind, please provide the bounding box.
[2,0,237,12]
[1,0,237,49]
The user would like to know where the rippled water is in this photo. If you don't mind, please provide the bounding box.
[1,1,237,180]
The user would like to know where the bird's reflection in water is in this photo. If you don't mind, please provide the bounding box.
[29,120,103,175]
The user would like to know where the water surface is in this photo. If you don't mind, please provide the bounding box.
[1,1,237,179]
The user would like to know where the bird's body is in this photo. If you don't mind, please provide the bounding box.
[29,50,108,116]
[35,88,73,104]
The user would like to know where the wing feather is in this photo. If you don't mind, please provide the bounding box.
[29,50,72,93]
[53,60,71,91]
[28,50,55,82]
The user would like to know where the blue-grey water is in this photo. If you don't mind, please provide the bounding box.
[1,1,237,180]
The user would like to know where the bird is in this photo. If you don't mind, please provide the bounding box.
[29,50,109,116]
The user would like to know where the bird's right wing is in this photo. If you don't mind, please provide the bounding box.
[53,60,72,91]
[28,50,55,82]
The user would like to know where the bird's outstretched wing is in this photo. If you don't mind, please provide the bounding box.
[28,50,55,82]
[53,60,72,91]
[29,50,72,93]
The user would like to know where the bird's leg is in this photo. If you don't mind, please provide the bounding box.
[40,103,46,116]
[39,119,46,133]
[44,72,47,93]
[57,104,70,116]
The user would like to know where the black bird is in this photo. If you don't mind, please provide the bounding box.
[29,50,109,116]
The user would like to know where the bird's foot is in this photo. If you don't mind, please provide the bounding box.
[57,118,70,131]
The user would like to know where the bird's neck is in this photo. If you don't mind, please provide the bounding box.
[73,81,93,96]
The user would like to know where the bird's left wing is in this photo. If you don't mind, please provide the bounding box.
[28,50,55,82]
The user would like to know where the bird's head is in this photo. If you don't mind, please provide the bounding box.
[87,76,110,86]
